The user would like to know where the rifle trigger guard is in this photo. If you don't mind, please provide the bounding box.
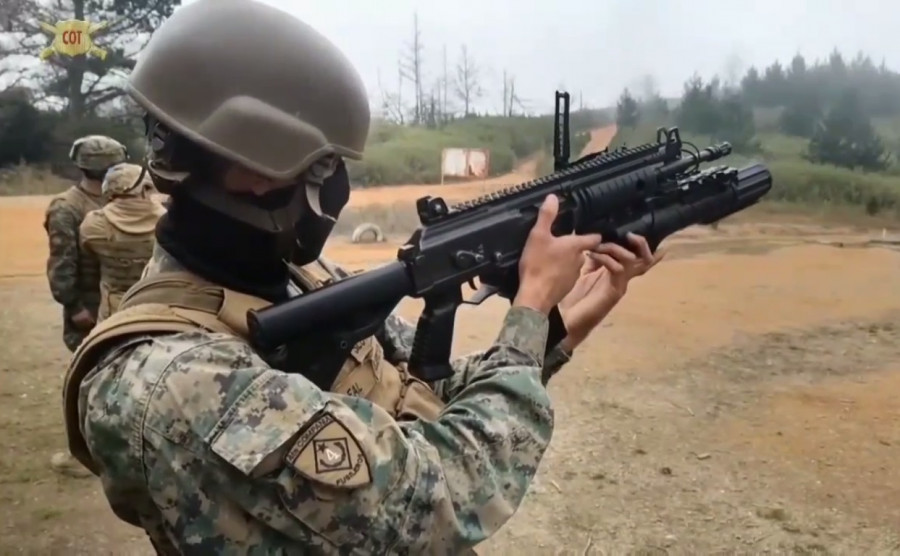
[463,284,499,305]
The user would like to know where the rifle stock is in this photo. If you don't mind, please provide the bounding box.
[248,92,773,386]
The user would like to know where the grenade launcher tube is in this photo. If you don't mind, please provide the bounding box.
[602,163,772,245]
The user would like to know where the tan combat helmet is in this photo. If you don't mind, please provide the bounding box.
[127,0,371,182]
[101,163,152,200]
[69,135,128,171]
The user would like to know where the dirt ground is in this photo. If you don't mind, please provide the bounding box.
[2,127,900,555]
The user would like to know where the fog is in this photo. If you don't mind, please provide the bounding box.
[180,0,900,114]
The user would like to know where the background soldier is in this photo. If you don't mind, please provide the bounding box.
[43,135,127,351]
[47,135,127,479]
[79,163,165,322]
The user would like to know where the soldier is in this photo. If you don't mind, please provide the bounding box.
[46,134,127,480]
[43,134,127,351]
[62,0,663,553]
[79,163,165,322]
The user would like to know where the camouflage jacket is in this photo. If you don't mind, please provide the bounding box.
[76,246,573,555]
[44,184,103,312]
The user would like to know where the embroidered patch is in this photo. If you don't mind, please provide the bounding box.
[285,412,372,488]
[349,339,372,363]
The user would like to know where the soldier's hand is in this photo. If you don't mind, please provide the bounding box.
[557,233,666,350]
[514,195,602,315]
[583,233,665,299]
[71,308,96,330]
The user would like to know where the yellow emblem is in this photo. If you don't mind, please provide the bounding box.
[38,20,109,60]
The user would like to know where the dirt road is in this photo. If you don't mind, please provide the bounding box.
[2,125,899,554]
[578,124,618,157]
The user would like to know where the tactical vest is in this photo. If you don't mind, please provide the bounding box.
[62,260,446,475]
[48,186,103,295]
[80,212,157,321]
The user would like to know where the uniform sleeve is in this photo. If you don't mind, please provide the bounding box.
[139,307,554,554]
[379,311,573,399]
[44,200,83,309]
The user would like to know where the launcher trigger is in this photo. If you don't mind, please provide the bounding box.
[463,284,499,305]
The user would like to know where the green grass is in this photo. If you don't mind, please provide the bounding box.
[765,159,900,217]
[0,163,70,196]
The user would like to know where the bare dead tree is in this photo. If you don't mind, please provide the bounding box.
[0,0,180,120]
[502,69,509,116]
[425,80,440,128]
[440,43,449,124]
[0,0,43,91]
[501,70,525,117]
[453,45,483,117]
[399,12,424,125]
[376,66,406,124]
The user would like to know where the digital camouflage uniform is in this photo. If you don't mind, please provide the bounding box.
[44,135,127,351]
[62,0,572,553]
[79,163,165,322]
[69,244,572,555]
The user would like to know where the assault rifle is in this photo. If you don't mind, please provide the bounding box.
[248,91,773,386]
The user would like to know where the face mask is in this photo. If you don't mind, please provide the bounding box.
[292,159,351,266]
[177,157,350,264]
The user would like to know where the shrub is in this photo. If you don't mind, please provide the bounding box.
[0,163,71,196]
[766,159,900,216]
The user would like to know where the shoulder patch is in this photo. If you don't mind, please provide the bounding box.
[286,412,372,488]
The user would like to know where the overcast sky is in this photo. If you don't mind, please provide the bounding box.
[6,0,898,116]
[180,0,899,115]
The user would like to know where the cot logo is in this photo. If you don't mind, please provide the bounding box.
[38,20,110,60]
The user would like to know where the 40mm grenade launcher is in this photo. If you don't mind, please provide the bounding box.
[247,91,773,387]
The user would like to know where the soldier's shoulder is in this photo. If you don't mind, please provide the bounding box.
[45,187,80,215]
[113,329,253,368]
[49,185,81,204]
[97,329,261,393]
[108,330,280,437]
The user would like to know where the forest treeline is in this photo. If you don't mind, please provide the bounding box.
[612,50,900,217]
[615,50,899,172]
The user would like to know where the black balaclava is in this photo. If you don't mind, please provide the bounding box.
[155,186,294,302]
[146,116,351,303]
[154,160,352,303]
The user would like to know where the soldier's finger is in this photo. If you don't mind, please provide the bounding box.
[626,233,655,266]
[587,252,624,274]
[533,195,559,234]
[592,241,637,263]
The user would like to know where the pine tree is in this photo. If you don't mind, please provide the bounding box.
[615,88,640,128]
